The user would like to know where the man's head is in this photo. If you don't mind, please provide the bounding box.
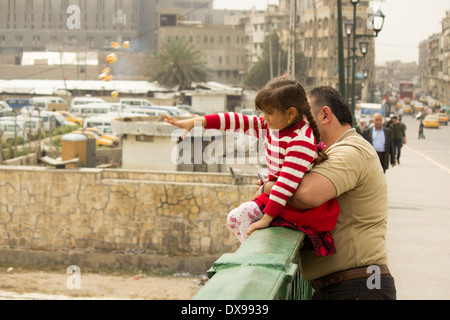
[392,116,399,125]
[373,113,383,130]
[308,86,353,126]
[307,86,353,146]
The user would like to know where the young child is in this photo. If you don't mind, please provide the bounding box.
[164,76,339,256]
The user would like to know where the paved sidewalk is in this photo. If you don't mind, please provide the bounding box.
[384,143,450,300]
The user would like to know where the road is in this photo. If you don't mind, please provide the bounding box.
[384,113,450,299]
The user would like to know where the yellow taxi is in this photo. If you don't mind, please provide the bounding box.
[82,127,117,142]
[72,129,113,147]
[58,111,83,126]
[423,115,440,128]
[437,112,448,126]
[414,103,424,113]
[402,104,412,114]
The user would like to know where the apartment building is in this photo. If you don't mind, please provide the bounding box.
[0,0,154,55]
[419,10,450,105]
[0,0,236,59]
[300,0,375,102]
[157,6,247,86]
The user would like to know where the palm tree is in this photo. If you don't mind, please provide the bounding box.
[148,37,209,90]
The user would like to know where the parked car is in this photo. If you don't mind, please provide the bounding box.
[71,129,113,147]
[176,104,205,116]
[119,98,154,107]
[423,115,439,128]
[80,127,118,144]
[58,111,83,126]
[437,112,448,126]
[70,97,105,110]
[0,101,14,117]
[5,98,34,109]
[32,96,69,112]
[0,120,25,143]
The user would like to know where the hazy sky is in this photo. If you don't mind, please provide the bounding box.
[213,0,450,65]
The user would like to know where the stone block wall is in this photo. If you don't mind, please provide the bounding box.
[0,166,256,268]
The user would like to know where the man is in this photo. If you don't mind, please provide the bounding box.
[253,86,396,300]
[362,113,396,173]
[389,116,406,165]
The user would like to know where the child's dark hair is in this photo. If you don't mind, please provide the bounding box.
[255,75,328,164]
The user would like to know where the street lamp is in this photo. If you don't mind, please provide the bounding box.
[371,10,386,35]
[359,37,369,56]
[345,20,353,102]
[349,1,385,126]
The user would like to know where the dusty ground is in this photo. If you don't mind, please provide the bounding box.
[0,265,206,300]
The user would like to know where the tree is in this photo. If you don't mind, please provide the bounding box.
[148,37,209,90]
[244,33,306,88]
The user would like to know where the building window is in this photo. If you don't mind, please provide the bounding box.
[136,135,154,142]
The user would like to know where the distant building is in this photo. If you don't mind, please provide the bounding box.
[157,7,247,86]
[111,116,225,172]
[418,10,450,105]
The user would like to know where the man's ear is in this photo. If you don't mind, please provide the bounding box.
[321,106,332,124]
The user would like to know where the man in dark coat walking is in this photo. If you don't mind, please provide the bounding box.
[362,113,396,173]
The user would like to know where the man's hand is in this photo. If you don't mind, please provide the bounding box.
[247,214,273,236]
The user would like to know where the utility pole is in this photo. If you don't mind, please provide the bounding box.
[287,0,296,77]
[337,0,346,98]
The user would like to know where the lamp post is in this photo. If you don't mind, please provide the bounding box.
[349,0,385,126]
[345,20,353,102]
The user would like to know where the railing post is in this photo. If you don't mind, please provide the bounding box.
[192,227,313,300]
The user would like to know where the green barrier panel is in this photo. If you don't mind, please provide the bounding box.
[193,227,313,300]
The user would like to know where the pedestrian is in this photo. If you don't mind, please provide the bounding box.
[259,86,396,300]
[418,120,425,139]
[164,75,339,256]
[362,113,396,173]
[389,116,407,165]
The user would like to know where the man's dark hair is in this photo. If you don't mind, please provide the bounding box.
[308,86,353,126]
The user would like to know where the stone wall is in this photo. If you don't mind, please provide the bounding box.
[0,166,255,272]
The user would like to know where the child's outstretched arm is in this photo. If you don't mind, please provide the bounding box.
[163,114,206,138]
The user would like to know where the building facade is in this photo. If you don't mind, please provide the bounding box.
[300,0,375,101]
[418,10,450,105]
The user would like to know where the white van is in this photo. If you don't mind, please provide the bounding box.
[0,120,25,143]
[32,96,69,112]
[128,107,169,117]
[1,116,40,133]
[119,98,153,107]
[0,101,13,117]
[70,97,105,110]
[71,103,111,117]
[84,115,113,130]
[71,102,130,117]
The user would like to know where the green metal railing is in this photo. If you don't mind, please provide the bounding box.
[192,227,313,300]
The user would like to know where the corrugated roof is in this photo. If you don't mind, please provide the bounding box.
[0,79,165,95]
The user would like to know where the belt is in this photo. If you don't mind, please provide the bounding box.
[311,265,390,291]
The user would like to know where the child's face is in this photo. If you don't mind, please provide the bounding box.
[263,109,292,130]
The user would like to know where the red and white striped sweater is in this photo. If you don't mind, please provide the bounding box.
[205,112,318,218]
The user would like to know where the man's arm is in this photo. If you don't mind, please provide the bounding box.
[263,171,336,210]
[287,171,337,209]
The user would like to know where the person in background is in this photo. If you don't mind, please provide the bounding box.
[362,113,396,173]
[418,120,425,139]
[388,116,406,165]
